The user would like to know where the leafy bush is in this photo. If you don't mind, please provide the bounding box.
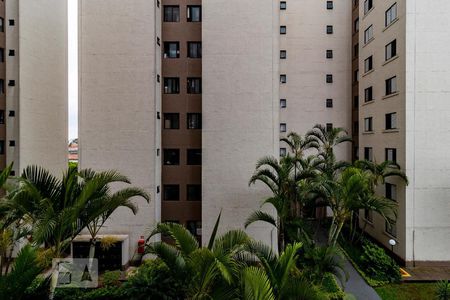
[23,276,50,300]
[360,241,401,283]
[436,280,450,300]
[102,270,122,287]
[54,286,126,300]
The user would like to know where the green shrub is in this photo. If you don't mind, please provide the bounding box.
[102,270,122,287]
[54,286,126,300]
[360,241,401,283]
[436,280,450,300]
[23,276,50,300]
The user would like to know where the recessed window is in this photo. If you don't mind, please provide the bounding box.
[385,219,397,237]
[326,99,333,108]
[326,50,333,59]
[327,1,333,9]
[186,221,201,237]
[9,49,15,56]
[280,26,287,34]
[326,25,333,34]
[187,149,202,165]
[164,149,180,165]
[8,110,15,117]
[0,18,3,32]
[187,113,202,129]
[187,6,201,22]
[354,69,359,82]
[353,121,359,134]
[187,78,202,94]
[280,99,287,108]
[385,39,397,61]
[163,185,180,201]
[280,1,287,10]
[164,42,180,58]
[8,80,15,86]
[0,79,4,94]
[280,148,287,157]
[187,185,201,201]
[326,123,333,132]
[385,76,397,95]
[164,78,180,94]
[280,75,287,83]
[354,18,359,33]
[385,3,397,27]
[364,0,373,14]
[280,123,287,132]
[9,140,15,147]
[385,112,397,130]
[0,141,4,155]
[354,96,359,108]
[354,43,359,57]
[164,113,180,129]
[0,110,4,124]
[364,86,373,102]
[364,56,373,73]
[364,147,373,161]
[385,148,397,163]
[163,6,180,22]
[188,42,202,58]
[326,74,333,83]
[280,50,287,59]
[0,48,4,62]
[9,19,14,26]
[386,183,397,201]
[364,25,373,44]
[364,117,373,132]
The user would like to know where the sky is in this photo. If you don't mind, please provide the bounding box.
[68,0,78,140]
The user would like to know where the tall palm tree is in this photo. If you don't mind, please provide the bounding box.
[280,132,319,160]
[354,159,409,187]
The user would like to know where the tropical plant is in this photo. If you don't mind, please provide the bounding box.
[436,280,450,300]
[360,240,401,283]
[354,159,409,188]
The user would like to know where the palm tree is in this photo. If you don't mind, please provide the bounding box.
[354,159,409,188]
[280,132,319,160]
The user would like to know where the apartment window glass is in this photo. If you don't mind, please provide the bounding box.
[385,39,397,60]
[386,183,397,201]
[385,112,397,130]
[354,43,359,57]
[364,117,373,132]
[364,86,373,102]
[354,69,359,82]
[354,18,359,33]
[163,185,180,201]
[8,110,14,117]
[186,221,201,237]
[326,50,333,59]
[0,110,4,124]
[0,141,4,155]
[0,18,3,32]
[364,0,373,14]
[354,96,359,108]
[188,42,202,58]
[0,79,4,95]
[364,56,373,73]
[164,149,180,165]
[187,6,201,22]
[280,148,287,157]
[364,25,373,44]
[280,50,287,59]
[280,123,287,132]
[326,25,333,34]
[280,75,287,83]
[327,1,333,9]
[385,219,397,237]
[385,76,397,95]
[187,113,202,129]
[280,99,287,108]
[187,78,202,94]
[385,148,397,163]
[280,26,287,34]
[164,6,180,22]
[164,42,180,58]
[164,113,180,129]
[385,3,397,27]
[0,48,3,62]
[280,1,287,10]
[187,149,202,165]
[326,74,333,83]
[164,78,180,94]
[326,123,333,132]
[364,147,373,161]
[187,185,201,201]
[326,99,333,108]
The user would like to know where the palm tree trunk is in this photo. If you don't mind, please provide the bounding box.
[330,221,344,247]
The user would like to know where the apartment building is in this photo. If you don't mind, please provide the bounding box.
[0,0,67,177]
[80,0,450,266]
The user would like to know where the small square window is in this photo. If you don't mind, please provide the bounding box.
[280,99,287,108]
[9,140,15,147]
[280,26,287,34]
[326,74,333,83]
[164,5,180,22]
[164,149,180,165]
[8,80,15,86]
[280,1,287,10]
[364,147,373,161]
[8,19,14,26]
[327,1,333,9]
[187,149,202,165]
[326,123,333,132]
[187,113,202,129]
[326,25,333,34]
[280,148,287,157]
[187,185,201,201]
[8,49,15,56]
[164,41,180,58]
[163,185,180,201]
[280,123,287,132]
[280,50,287,59]
[164,113,180,129]
[326,50,333,59]
[280,75,287,84]
[187,5,202,22]
[326,99,333,108]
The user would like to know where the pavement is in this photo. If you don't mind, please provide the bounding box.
[341,258,381,300]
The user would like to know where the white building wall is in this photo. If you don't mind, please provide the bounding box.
[202,0,279,247]
[78,0,160,258]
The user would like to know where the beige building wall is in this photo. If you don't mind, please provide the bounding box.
[202,0,279,247]
[78,0,160,257]
[280,0,352,160]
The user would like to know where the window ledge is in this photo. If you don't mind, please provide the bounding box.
[363,37,375,48]
[362,131,375,135]
[383,129,399,133]
[363,7,375,19]
[383,231,398,240]
[383,17,399,32]
[383,55,399,66]
[363,69,374,77]
[362,100,375,106]
[382,92,399,100]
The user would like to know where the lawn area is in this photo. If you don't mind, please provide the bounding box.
[375,283,436,300]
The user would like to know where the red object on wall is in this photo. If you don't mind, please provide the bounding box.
[138,236,145,254]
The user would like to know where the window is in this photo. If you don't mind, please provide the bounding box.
[364,0,373,14]
[280,75,287,83]
[164,149,180,165]
[187,6,201,22]
[187,185,201,201]
[187,149,202,165]
[280,26,287,34]
[0,110,4,124]
[326,25,333,34]
[0,141,4,155]
[280,1,287,10]
[186,221,201,237]
[157,37,160,46]
[385,3,397,27]
[364,25,373,44]
[163,185,180,201]
[386,183,397,201]
[354,43,359,57]
[354,69,359,82]
[8,49,14,56]
[280,99,287,108]
[385,219,397,237]
[326,74,333,83]
[354,18,359,33]
[9,140,15,147]
[364,209,373,222]
[188,42,202,58]
[364,56,373,73]
[353,121,359,134]
[364,86,373,102]
[0,79,4,94]
[385,39,397,60]
[164,78,180,94]
[354,146,359,160]
[385,112,397,130]
[385,76,397,95]
[8,80,14,86]
[0,18,3,32]
[364,147,373,161]
[187,113,202,129]
[280,148,287,157]
[0,48,3,62]
[280,123,287,132]
[164,6,180,22]
[164,113,180,129]
[327,1,333,9]
[354,96,359,108]
[326,123,333,132]
[8,110,14,117]
[280,50,287,59]
[9,19,14,26]
[326,50,333,59]
[326,99,333,108]
[164,42,180,58]
[187,78,202,94]
[364,117,373,132]
[385,148,397,163]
